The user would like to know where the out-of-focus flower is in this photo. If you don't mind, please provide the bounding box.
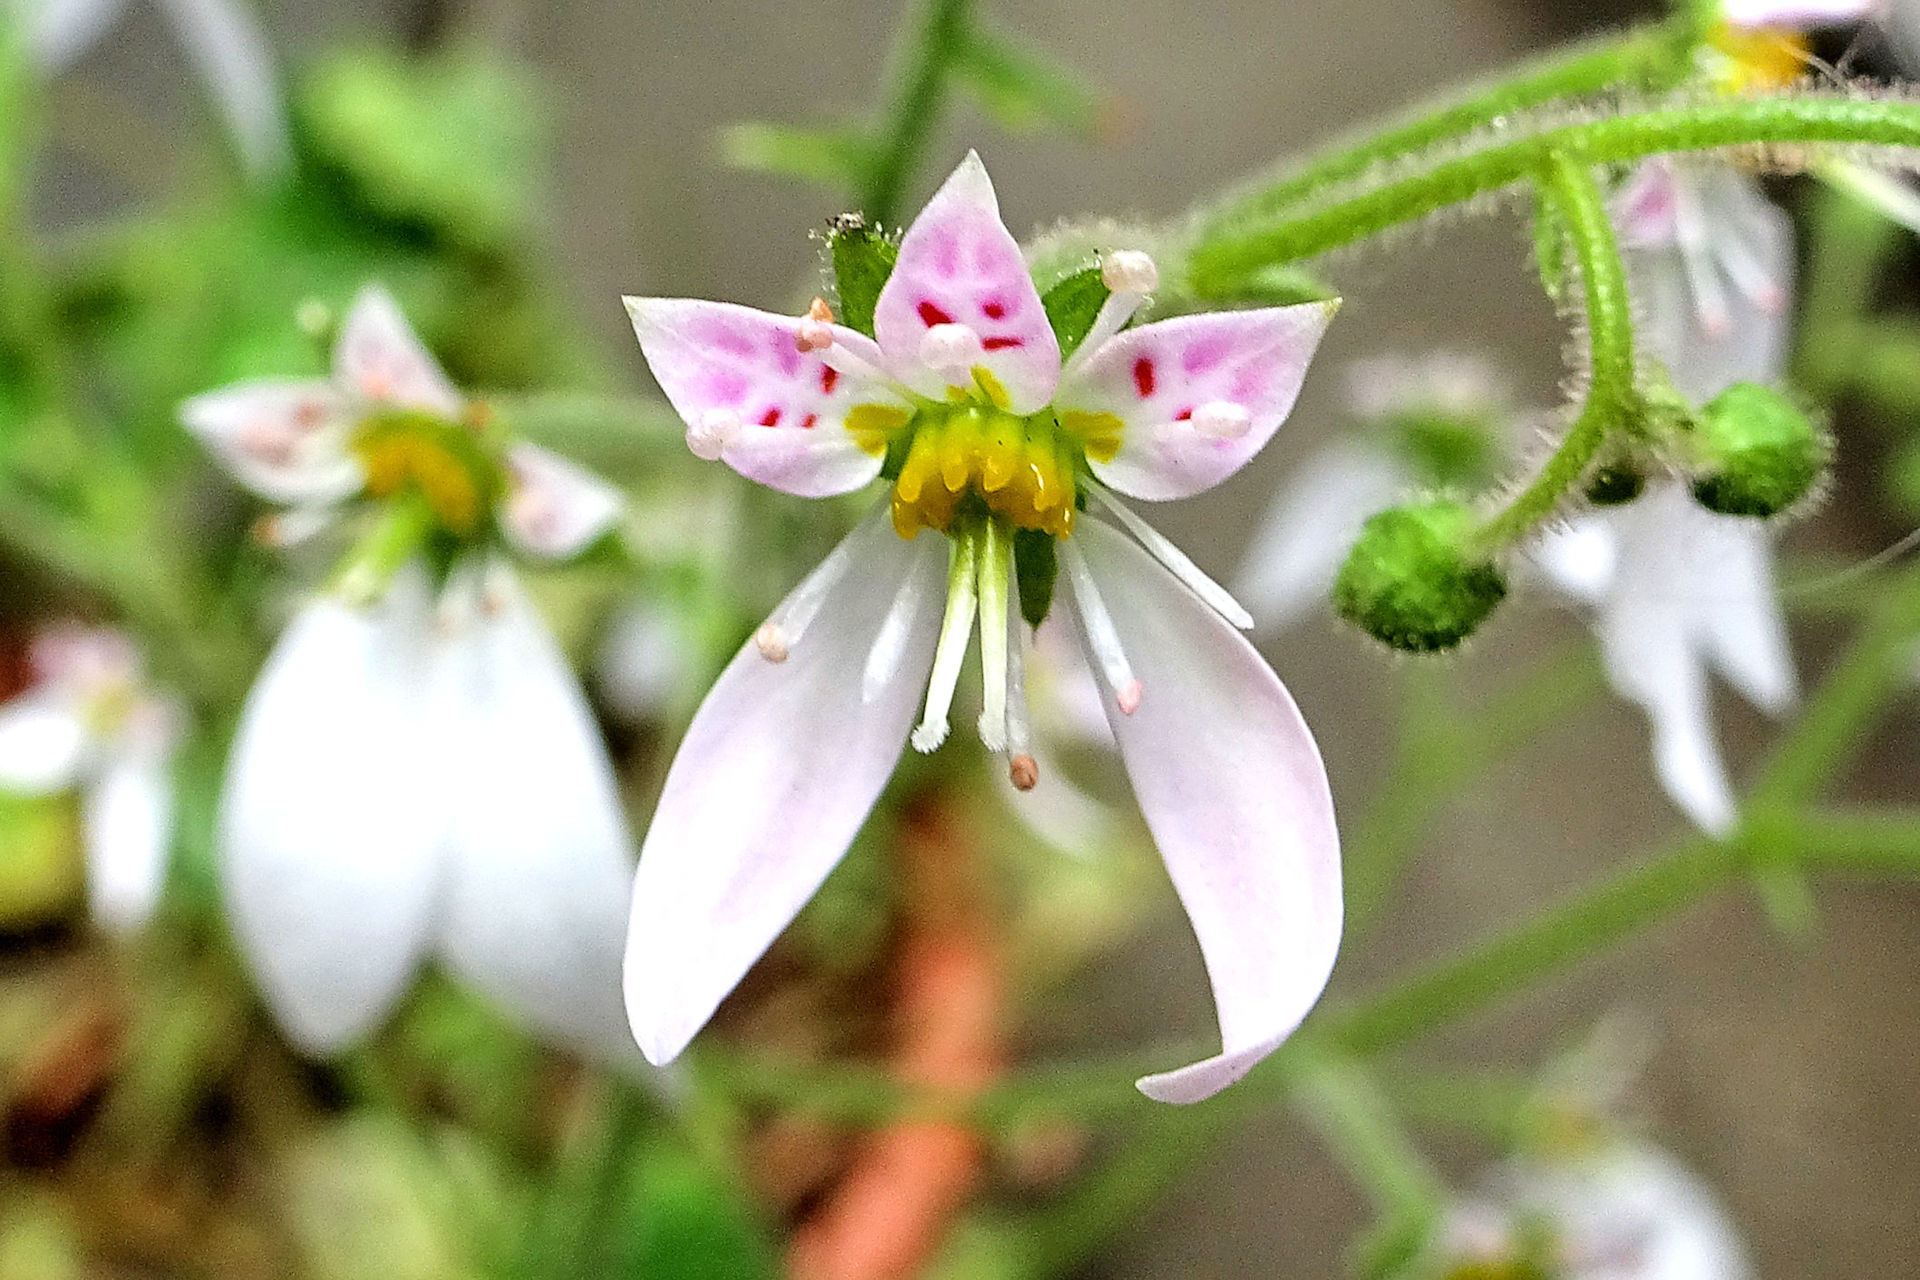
[0,626,179,929]
[625,151,1343,1103]
[1533,159,1797,834]
[1235,351,1508,632]
[1431,1144,1753,1280]
[595,596,700,725]
[12,0,291,177]
[182,286,637,1060]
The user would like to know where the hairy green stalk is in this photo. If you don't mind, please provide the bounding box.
[863,0,974,224]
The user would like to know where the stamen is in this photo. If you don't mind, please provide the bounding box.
[1188,399,1252,441]
[919,323,985,377]
[1003,578,1036,790]
[1101,250,1159,294]
[911,530,980,752]
[755,504,879,662]
[1010,754,1039,791]
[1087,487,1254,630]
[253,506,333,548]
[1060,540,1142,715]
[796,296,837,353]
[862,552,930,703]
[1061,250,1160,376]
[822,340,892,388]
[1671,180,1732,339]
[975,520,1012,751]
[1712,224,1785,314]
[687,408,741,461]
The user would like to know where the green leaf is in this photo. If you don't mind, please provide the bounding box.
[621,1149,779,1280]
[952,25,1103,137]
[719,122,877,191]
[1040,266,1107,360]
[828,215,899,338]
[1014,528,1057,628]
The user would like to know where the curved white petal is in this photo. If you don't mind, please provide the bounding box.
[1234,444,1408,632]
[1530,516,1621,607]
[1506,1146,1754,1280]
[154,0,291,177]
[333,286,463,417]
[1689,515,1797,715]
[82,751,173,931]
[1722,0,1875,28]
[501,444,623,560]
[179,379,362,505]
[624,513,946,1065]
[0,696,89,793]
[1070,304,1338,501]
[626,297,897,496]
[219,586,443,1052]
[1067,519,1342,1103]
[19,0,128,70]
[872,151,1061,413]
[429,578,640,1062]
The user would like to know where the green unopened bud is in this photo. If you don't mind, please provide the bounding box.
[1688,382,1827,518]
[1333,501,1506,653]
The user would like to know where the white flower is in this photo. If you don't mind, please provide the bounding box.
[1530,160,1797,834]
[1436,1144,1753,1280]
[182,286,637,1060]
[0,626,180,930]
[625,152,1345,1103]
[13,0,290,177]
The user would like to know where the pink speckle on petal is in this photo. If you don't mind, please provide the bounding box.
[1182,337,1230,375]
[1133,357,1156,399]
[801,413,818,430]
[930,232,961,278]
[760,408,783,427]
[1174,407,1193,421]
[982,300,1007,320]
[918,300,955,327]
[982,336,1024,351]
[820,365,839,394]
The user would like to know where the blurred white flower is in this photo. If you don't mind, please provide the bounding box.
[1435,1144,1753,1280]
[12,0,291,177]
[595,597,699,725]
[1529,159,1797,834]
[1235,351,1506,632]
[182,286,638,1061]
[0,625,180,930]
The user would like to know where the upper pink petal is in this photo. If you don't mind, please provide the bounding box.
[179,378,362,505]
[872,152,1060,413]
[501,444,624,560]
[332,285,464,416]
[623,513,947,1065]
[1068,303,1338,501]
[1067,519,1343,1103]
[626,297,901,497]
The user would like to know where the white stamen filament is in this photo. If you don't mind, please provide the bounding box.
[862,555,929,704]
[974,521,1012,752]
[1060,539,1141,715]
[1672,181,1732,339]
[1002,575,1035,791]
[1088,487,1254,630]
[911,533,979,752]
[755,505,877,661]
[1712,224,1785,314]
[919,323,984,377]
[822,340,893,389]
[687,408,741,461]
[1066,290,1148,377]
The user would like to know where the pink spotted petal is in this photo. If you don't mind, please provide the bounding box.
[178,378,362,505]
[1068,519,1342,1104]
[872,152,1061,413]
[333,285,464,416]
[626,297,902,497]
[624,513,947,1065]
[1068,303,1338,501]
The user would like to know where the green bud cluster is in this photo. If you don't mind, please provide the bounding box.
[1334,500,1507,653]
[1686,382,1827,518]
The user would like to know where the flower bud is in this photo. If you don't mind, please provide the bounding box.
[1688,382,1827,518]
[1333,501,1506,653]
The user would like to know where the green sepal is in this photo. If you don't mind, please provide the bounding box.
[1041,266,1108,360]
[1014,527,1058,628]
[827,214,898,339]
[1334,501,1507,653]
[1532,189,1569,307]
[1688,382,1828,518]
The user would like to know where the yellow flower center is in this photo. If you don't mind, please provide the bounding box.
[887,403,1093,540]
[1705,21,1810,94]
[350,408,504,538]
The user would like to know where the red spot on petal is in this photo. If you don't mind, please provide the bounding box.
[982,301,1007,320]
[981,336,1023,351]
[1174,407,1193,421]
[821,365,839,394]
[760,408,783,427]
[801,413,818,430]
[917,301,954,327]
[1132,357,1156,399]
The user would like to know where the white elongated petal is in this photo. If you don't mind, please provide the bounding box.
[626,297,898,496]
[1233,443,1409,631]
[220,585,443,1052]
[179,379,362,504]
[430,577,640,1062]
[1692,517,1797,715]
[624,514,946,1065]
[19,0,128,69]
[1530,516,1621,607]
[82,751,173,931]
[871,151,1061,413]
[501,444,624,560]
[0,696,88,793]
[1504,1146,1754,1280]
[333,286,464,416]
[1068,519,1342,1103]
[1722,0,1875,27]
[1068,304,1338,501]
[154,0,291,177]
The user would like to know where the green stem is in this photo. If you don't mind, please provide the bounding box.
[1206,21,1693,231]
[1294,1054,1447,1221]
[861,0,973,225]
[1189,95,1920,291]
[1476,155,1638,549]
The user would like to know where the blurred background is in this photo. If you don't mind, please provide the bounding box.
[5,0,1919,1276]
